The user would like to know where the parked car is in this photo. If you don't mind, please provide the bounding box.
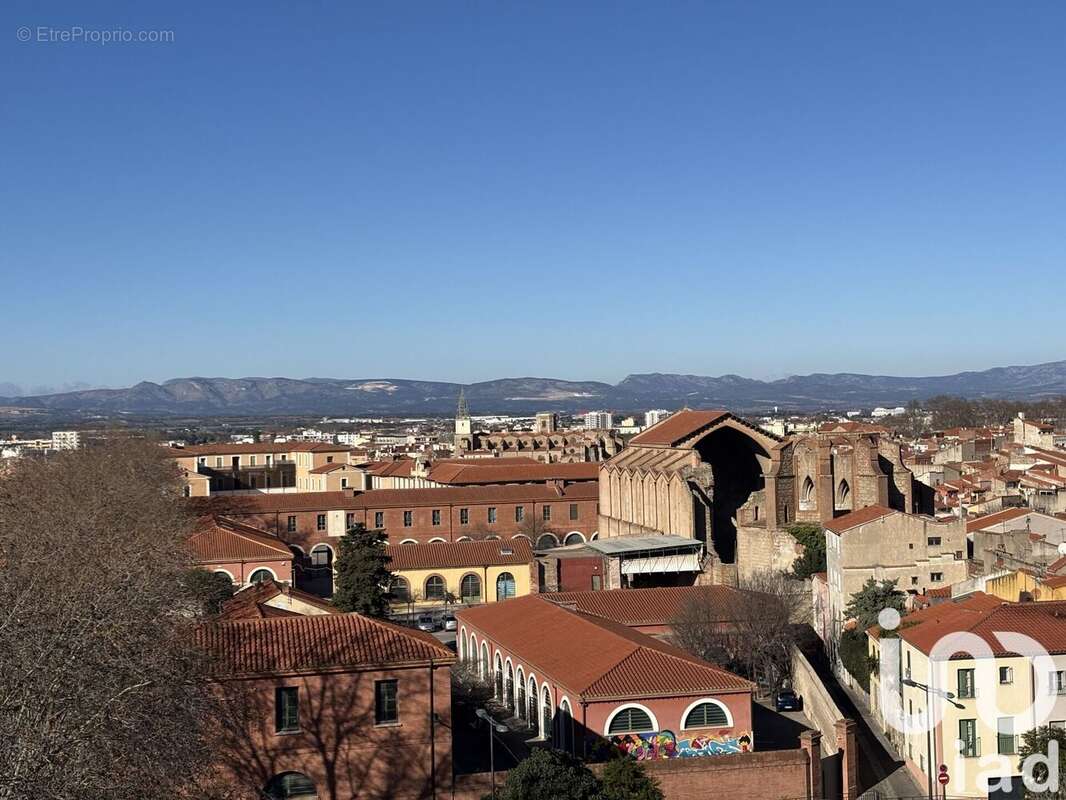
[442,614,458,631]
[416,614,437,632]
[774,689,802,712]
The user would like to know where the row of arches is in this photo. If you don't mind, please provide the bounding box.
[799,476,851,510]
[458,627,734,747]
[389,572,517,604]
[393,531,594,548]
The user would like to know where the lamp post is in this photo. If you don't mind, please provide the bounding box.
[902,678,964,800]
[476,708,509,798]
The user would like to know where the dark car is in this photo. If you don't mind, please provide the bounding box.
[774,689,802,712]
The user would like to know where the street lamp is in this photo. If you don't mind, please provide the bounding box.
[476,708,509,797]
[902,678,965,800]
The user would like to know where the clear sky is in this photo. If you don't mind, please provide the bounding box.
[3,1,1064,391]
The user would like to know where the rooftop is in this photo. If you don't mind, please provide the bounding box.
[170,441,354,457]
[823,505,896,534]
[218,578,338,620]
[387,538,534,571]
[542,585,750,626]
[458,595,752,700]
[628,410,729,447]
[188,515,293,564]
[585,535,703,555]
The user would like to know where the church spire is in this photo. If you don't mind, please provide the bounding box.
[456,388,470,420]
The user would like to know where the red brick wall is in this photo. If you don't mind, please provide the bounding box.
[556,556,606,592]
[211,663,453,800]
[204,556,292,587]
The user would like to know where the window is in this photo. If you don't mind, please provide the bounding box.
[374,511,384,528]
[927,536,941,546]
[182,485,191,497]
[569,503,578,521]
[931,572,943,582]
[403,511,413,527]
[287,515,297,532]
[375,679,398,725]
[326,455,334,463]
[1053,670,1066,694]
[998,717,1015,755]
[275,687,299,733]
[460,508,469,525]
[591,574,602,591]
[425,575,446,601]
[959,718,978,757]
[249,569,273,584]
[460,574,482,603]
[543,505,551,521]
[389,577,410,603]
[496,572,516,601]
[250,456,257,466]
[911,576,918,586]
[345,512,355,529]
[515,506,524,523]
[999,666,1014,684]
[215,456,223,468]
[310,546,331,567]
[264,772,316,800]
[316,514,326,531]
[801,476,815,506]
[958,668,975,699]
[340,478,348,489]
[432,509,441,526]
[608,706,655,735]
[488,507,497,524]
[683,701,730,729]
[837,479,850,505]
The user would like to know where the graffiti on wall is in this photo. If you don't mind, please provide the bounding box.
[611,729,753,760]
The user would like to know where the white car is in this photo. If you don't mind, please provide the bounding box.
[443,614,458,631]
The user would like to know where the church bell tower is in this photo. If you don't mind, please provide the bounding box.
[454,388,473,452]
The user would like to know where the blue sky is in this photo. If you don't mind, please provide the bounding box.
[3,1,1064,391]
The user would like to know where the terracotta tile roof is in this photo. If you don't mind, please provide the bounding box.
[427,461,599,485]
[818,421,890,434]
[219,578,338,620]
[541,586,749,626]
[387,538,534,571]
[171,441,352,457]
[629,410,730,447]
[458,595,752,700]
[965,507,1031,533]
[188,515,293,564]
[824,505,896,534]
[198,612,455,676]
[868,591,1001,641]
[309,462,358,474]
[900,597,1066,657]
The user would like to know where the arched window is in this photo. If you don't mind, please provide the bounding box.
[564,532,585,545]
[389,576,411,603]
[516,668,526,721]
[682,699,732,729]
[541,686,553,741]
[496,572,516,601]
[505,662,515,712]
[494,653,504,699]
[606,705,656,735]
[527,677,538,730]
[837,479,850,506]
[802,476,815,505]
[425,575,446,601]
[248,569,274,584]
[468,635,477,664]
[264,772,317,799]
[536,533,559,550]
[310,544,333,568]
[459,633,466,661]
[460,573,482,604]
[480,642,489,679]
[559,699,573,754]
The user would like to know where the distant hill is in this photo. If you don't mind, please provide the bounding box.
[3,360,1066,417]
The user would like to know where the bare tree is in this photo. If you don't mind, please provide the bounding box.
[671,572,809,692]
[0,440,221,800]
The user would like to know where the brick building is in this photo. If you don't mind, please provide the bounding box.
[457,594,754,761]
[188,515,294,588]
[198,612,455,800]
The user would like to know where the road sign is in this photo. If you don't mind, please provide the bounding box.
[938,765,950,786]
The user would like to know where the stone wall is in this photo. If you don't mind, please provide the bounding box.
[736,524,802,580]
[791,647,845,756]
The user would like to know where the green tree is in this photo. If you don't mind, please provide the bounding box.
[496,749,601,800]
[844,578,906,630]
[332,523,393,617]
[598,757,663,800]
[787,523,826,580]
[183,568,236,615]
[1018,725,1066,799]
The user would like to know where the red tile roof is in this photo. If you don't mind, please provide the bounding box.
[818,421,890,434]
[188,516,293,564]
[309,462,359,474]
[218,578,338,620]
[629,410,730,447]
[542,586,749,626]
[900,597,1066,657]
[171,441,353,457]
[868,591,1001,641]
[823,505,896,534]
[458,595,752,700]
[387,538,534,571]
[965,507,1031,533]
[198,612,455,676]
[428,461,599,485]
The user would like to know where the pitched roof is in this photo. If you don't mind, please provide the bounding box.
[458,595,752,700]
[824,505,896,534]
[898,596,1066,657]
[427,461,599,485]
[198,612,455,676]
[966,507,1033,533]
[309,462,359,474]
[188,515,293,563]
[218,578,338,620]
[541,586,750,626]
[171,441,353,457]
[868,591,1001,641]
[629,410,730,447]
[387,538,534,571]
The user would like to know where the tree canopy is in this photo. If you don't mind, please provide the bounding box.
[844,577,906,630]
[332,523,394,616]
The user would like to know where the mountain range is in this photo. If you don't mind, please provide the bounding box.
[3,360,1066,418]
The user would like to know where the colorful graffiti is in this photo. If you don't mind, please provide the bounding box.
[610,729,753,760]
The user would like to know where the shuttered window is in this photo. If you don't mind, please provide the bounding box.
[608,706,654,735]
[683,702,729,728]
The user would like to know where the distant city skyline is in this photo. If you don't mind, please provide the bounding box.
[5,1,1065,389]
